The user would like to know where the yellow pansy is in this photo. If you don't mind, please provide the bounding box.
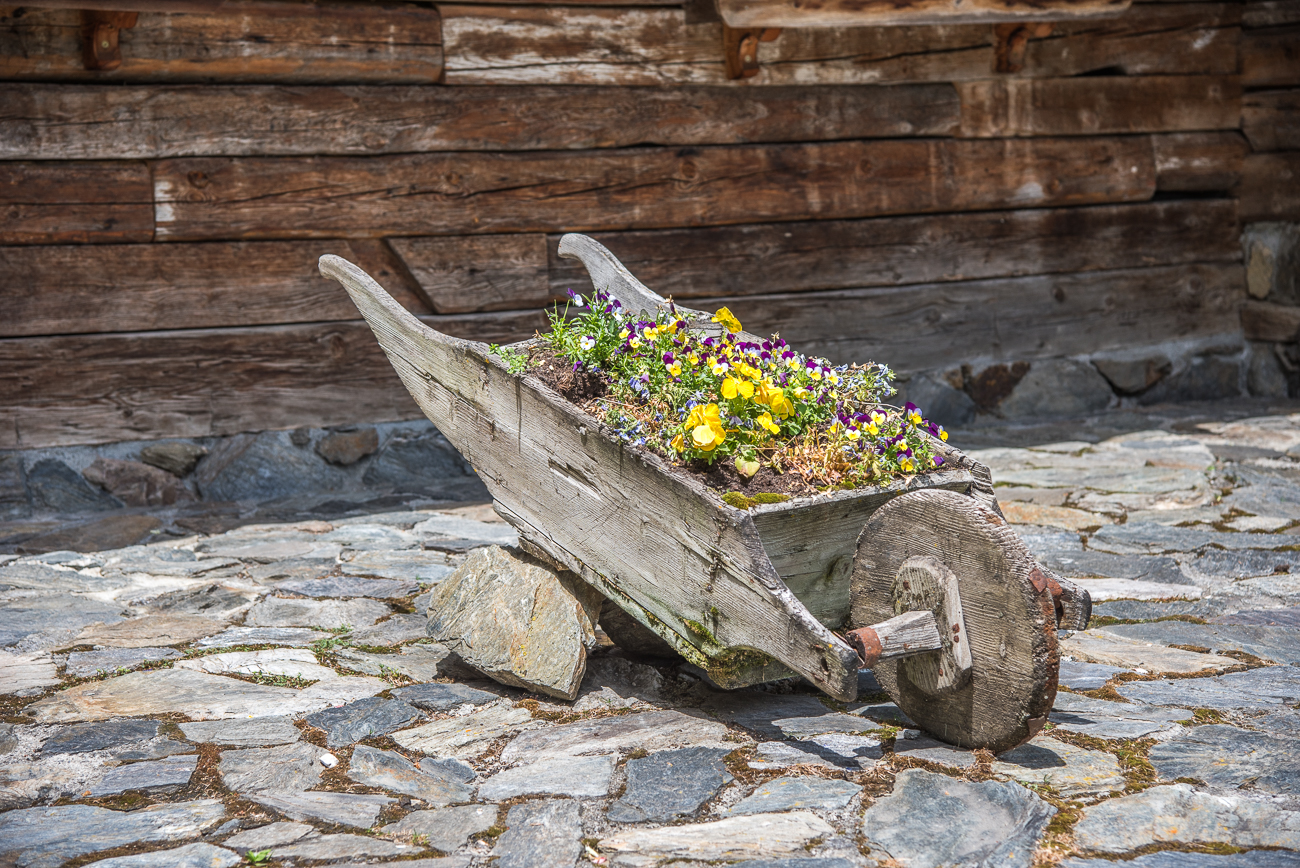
[845,427,860,441]
[711,359,730,376]
[619,328,630,339]
[712,307,742,333]
[900,457,916,473]
[667,362,682,378]
[757,413,780,435]
[630,337,642,349]
[671,432,685,453]
[771,393,794,418]
[643,326,660,340]
[938,427,949,442]
[721,377,754,400]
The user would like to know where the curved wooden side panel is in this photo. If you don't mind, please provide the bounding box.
[319,252,862,700]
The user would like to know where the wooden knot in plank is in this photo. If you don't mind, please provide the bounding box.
[723,25,781,80]
[81,10,138,71]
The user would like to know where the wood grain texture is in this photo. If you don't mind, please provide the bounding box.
[1244,0,1300,28]
[441,3,1239,86]
[0,83,959,160]
[541,200,1240,305]
[0,313,544,449]
[957,76,1241,137]
[0,4,443,83]
[0,162,153,245]
[390,234,554,315]
[151,138,1156,241]
[850,488,1058,751]
[717,0,1129,27]
[1242,300,1300,342]
[1241,153,1300,222]
[1242,25,1300,87]
[693,263,1245,370]
[1153,132,1249,191]
[0,240,430,338]
[1243,88,1300,152]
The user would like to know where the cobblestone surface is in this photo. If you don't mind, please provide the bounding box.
[2,405,1300,866]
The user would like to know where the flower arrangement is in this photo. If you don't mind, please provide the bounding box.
[535,288,949,492]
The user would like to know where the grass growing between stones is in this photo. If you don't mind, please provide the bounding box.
[1048,730,1157,794]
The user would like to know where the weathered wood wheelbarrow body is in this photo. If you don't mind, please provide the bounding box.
[320,235,1091,752]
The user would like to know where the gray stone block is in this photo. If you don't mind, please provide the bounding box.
[1058,661,1126,691]
[1093,355,1172,396]
[1063,852,1300,868]
[316,428,380,466]
[362,430,484,496]
[180,717,300,747]
[478,754,616,800]
[1117,665,1300,709]
[244,790,393,829]
[1250,343,1291,398]
[0,454,31,520]
[0,594,125,649]
[218,742,323,793]
[724,776,860,816]
[80,842,239,868]
[1099,621,1300,664]
[85,755,198,797]
[860,769,1054,868]
[0,800,226,868]
[348,745,474,805]
[903,372,976,428]
[304,697,422,748]
[270,834,417,861]
[607,747,732,823]
[1150,724,1300,793]
[42,720,163,756]
[139,442,207,478]
[382,805,496,853]
[28,460,123,514]
[493,799,582,868]
[63,648,182,679]
[997,360,1114,419]
[1138,354,1244,405]
[82,459,193,508]
[391,682,501,712]
[220,822,314,851]
[195,432,350,503]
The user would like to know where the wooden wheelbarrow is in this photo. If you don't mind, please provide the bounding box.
[319,234,1091,752]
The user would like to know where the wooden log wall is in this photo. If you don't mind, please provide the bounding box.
[0,0,1272,448]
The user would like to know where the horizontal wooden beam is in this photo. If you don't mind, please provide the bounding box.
[700,263,1244,371]
[716,0,1130,29]
[1243,25,1300,87]
[0,314,545,449]
[0,83,960,160]
[0,4,442,84]
[1243,88,1300,152]
[1152,132,1249,192]
[0,162,153,245]
[957,76,1242,138]
[148,137,1155,242]
[1241,153,1300,222]
[1243,300,1300,343]
[440,3,1239,87]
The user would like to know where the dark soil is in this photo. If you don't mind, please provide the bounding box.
[524,346,821,500]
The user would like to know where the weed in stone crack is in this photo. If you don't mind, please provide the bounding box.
[1031,798,1084,868]
[1177,707,1225,726]
[246,849,272,864]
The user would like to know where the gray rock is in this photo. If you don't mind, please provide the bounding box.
[64,647,182,678]
[1073,784,1300,853]
[220,821,314,851]
[854,702,916,727]
[705,691,861,740]
[270,834,417,861]
[426,546,602,700]
[724,775,860,815]
[340,550,457,583]
[493,799,582,868]
[903,372,976,428]
[132,584,251,620]
[1214,609,1300,627]
[304,697,422,748]
[197,534,338,563]
[750,735,882,771]
[28,459,123,513]
[1093,355,1171,395]
[0,722,17,755]
[0,453,32,519]
[274,575,419,599]
[219,742,323,793]
[997,359,1115,419]
[500,709,732,764]
[174,648,335,682]
[1192,548,1300,579]
[1138,353,1243,405]
[1041,550,1187,585]
[348,745,474,805]
[195,626,329,647]
[479,753,616,800]
[860,769,1055,868]
[362,430,485,497]
[1092,599,1220,621]
[391,682,501,712]
[334,643,465,681]
[1254,707,1300,737]
[1058,661,1125,691]
[0,799,226,868]
[195,432,351,502]
[600,812,836,864]
[85,755,199,797]
[1117,665,1300,709]
[1060,630,1236,674]
[245,596,391,630]
[1150,724,1300,793]
[346,614,432,647]
[573,656,667,712]
[81,842,239,868]
[1090,522,1287,555]
[728,861,856,868]
[42,719,163,755]
[0,649,60,694]
[382,805,496,852]
[1049,692,1187,739]
[0,592,125,648]
[321,523,420,551]
[1063,852,1300,868]
[607,746,732,823]
[139,442,208,478]
[82,459,193,508]
[317,428,380,466]
[419,756,477,782]
[892,735,980,768]
[1099,621,1300,664]
[992,737,1124,796]
[180,716,300,747]
[75,613,225,649]
[245,790,393,829]
[326,860,469,868]
[393,703,533,758]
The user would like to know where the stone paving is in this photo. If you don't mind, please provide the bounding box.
[3,405,1300,867]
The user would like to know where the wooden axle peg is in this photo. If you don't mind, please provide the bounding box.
[845,610,942,668]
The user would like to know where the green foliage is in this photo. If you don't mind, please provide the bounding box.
[489,343,530,375]
[246,849,273,864]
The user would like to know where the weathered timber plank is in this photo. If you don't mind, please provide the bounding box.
[1241,153,1300,222]
[1243,25,1300,87]
[0,240,430,339]
[536,200,1241,306]
[390,235,554,315]
[1153,132,1249,191]
[1243,89,1300,152]
[0,162,153,245]
[1243,300,1300,342]
[678,263,1244,370]
[0,4,442,83]
[0,83,959,160]
[151,137,1156,241]
[440,3,1239,86]
[717,0,1129,27]
[1244,1,1300,28]
[0,313,544,449]
[958,76,1242,137]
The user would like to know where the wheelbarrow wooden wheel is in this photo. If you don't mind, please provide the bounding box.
[849,488,1059,753]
